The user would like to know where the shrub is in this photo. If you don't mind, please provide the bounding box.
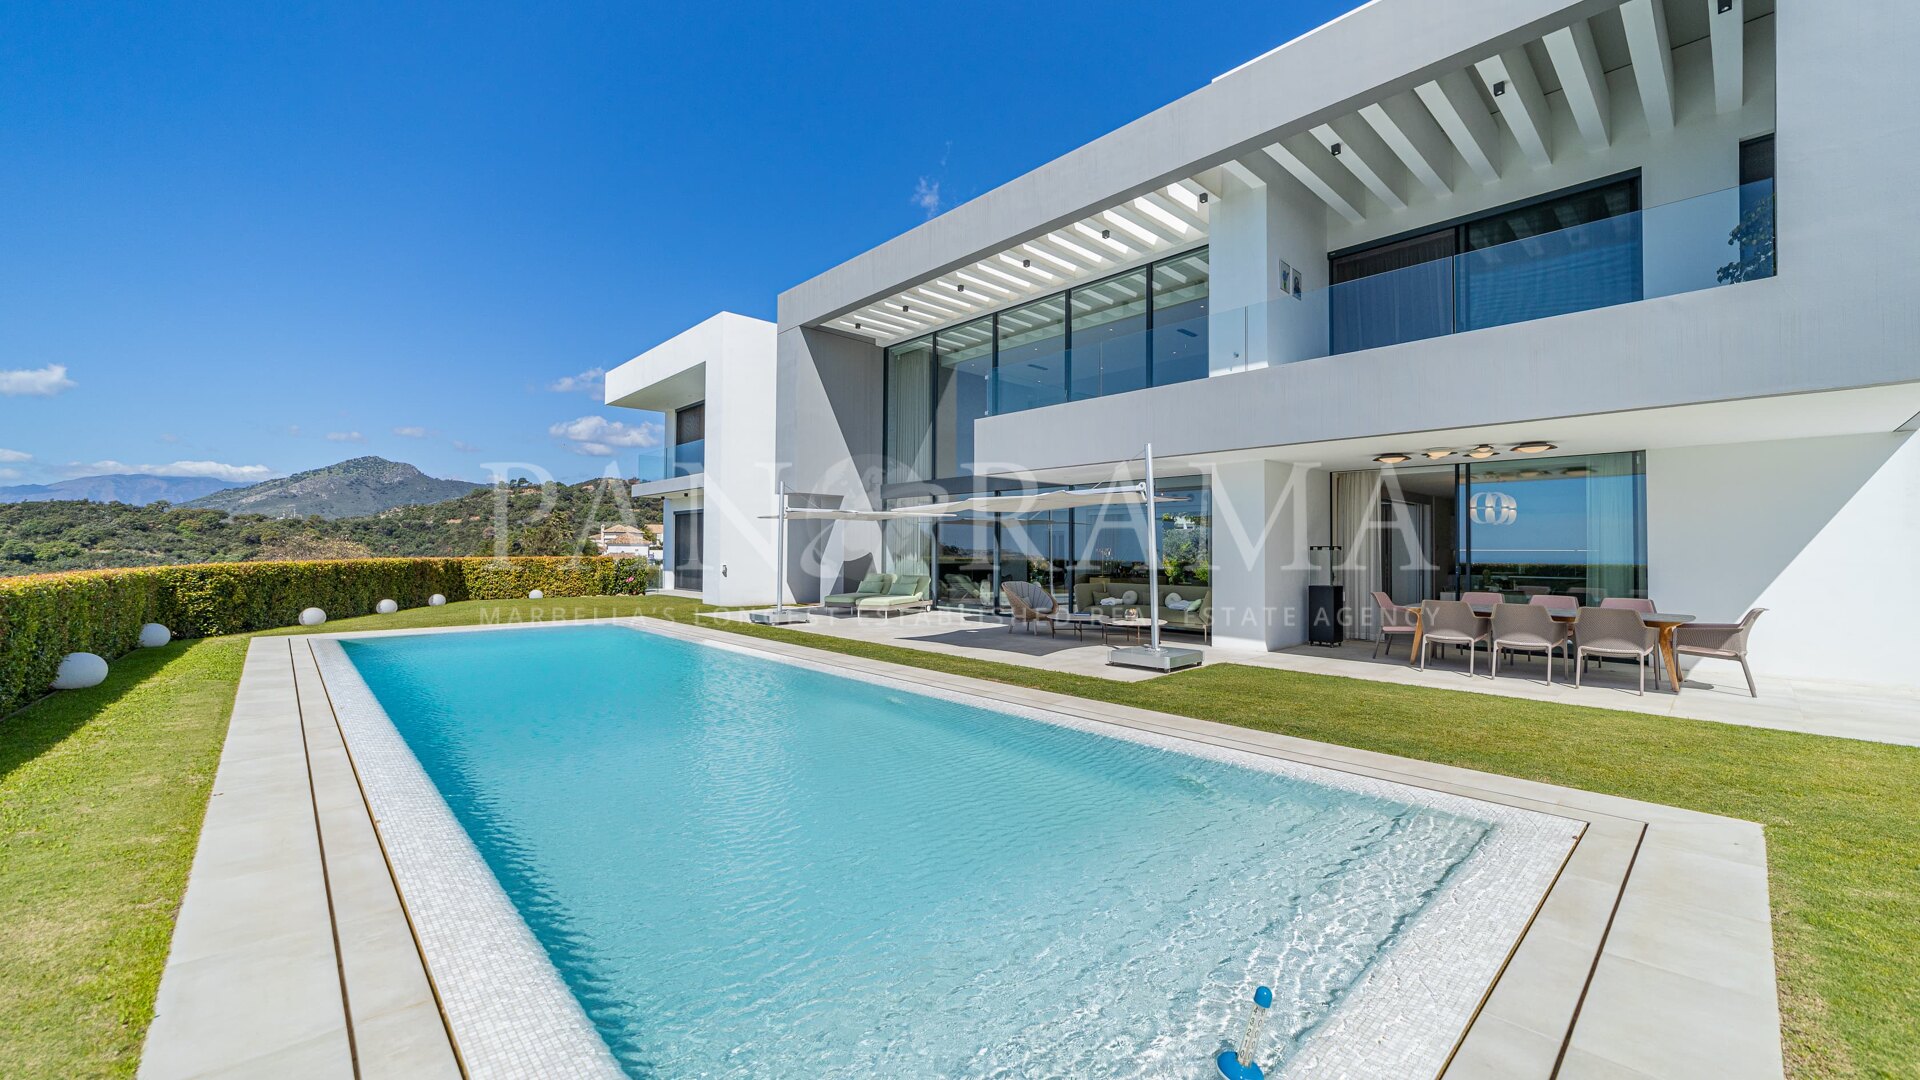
[0,556,656,718]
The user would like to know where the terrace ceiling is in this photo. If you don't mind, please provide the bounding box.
[824,0,1771,349]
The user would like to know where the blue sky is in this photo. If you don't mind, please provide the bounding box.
[0,1,1358,487]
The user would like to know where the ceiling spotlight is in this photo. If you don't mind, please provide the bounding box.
[1330,142,1343,157]
[854,322,862,330]
[1198,192,1209,204]
[1493,80,1508,97]
[1422,448,1454,460]
[955,283,965,292]
[1511,441,1557,454]
[1022,258,1032,268]
[1717,0,1732,11]
[901,305,911,313]
[1101,228,1111,239]
[1466,444,1499,459]
[1373,452,1411,465]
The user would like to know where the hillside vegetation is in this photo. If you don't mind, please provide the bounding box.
[182,456,480,518]
[0,479,660,576]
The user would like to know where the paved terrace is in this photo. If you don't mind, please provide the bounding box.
[709,608,1920,747]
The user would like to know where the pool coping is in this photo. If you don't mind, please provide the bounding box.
[139,618,1784,1079]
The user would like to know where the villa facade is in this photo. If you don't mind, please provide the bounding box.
[608,0,1920,687]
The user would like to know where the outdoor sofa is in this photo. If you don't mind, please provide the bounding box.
[855,574,932,618]
[1073,582,1212,638]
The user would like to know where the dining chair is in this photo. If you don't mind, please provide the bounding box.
[1600,597,1656,614]
[1461,591,1504,606]
[1675,608,1768,697]
[1370,591,1417,659]
[1574,607,1662,694]
[1419,600,1490,675]
[1491,603,1572,684]
[1528,595,1578,611]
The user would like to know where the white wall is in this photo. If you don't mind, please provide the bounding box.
[1210,167,1330,373]
[1649,431,1920,687]
[699,315,781,606]
[1208,460,1326,650]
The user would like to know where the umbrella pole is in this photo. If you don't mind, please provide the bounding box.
[1144,442,1161,653]
[774,480,787,615]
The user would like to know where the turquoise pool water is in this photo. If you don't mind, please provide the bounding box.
[339,626,1506,1078]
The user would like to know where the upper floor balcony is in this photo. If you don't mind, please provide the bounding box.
[1211,175,1775,374]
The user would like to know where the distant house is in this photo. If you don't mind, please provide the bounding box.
[596,524,662,561]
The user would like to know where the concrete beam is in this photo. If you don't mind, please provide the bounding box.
[1360,91,1455,197]
[1261,139,1367,225]
[1545,19,1611,153]
[1711,0,1745,113]
[1310,115,1409,211]
[1417,70,1502,185]
[1620,0,1675,134]
[1476,48,1554,170]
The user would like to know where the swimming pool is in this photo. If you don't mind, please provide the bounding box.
[320,624,1576,1078]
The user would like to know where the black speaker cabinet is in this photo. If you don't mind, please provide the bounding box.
[1308,584,1344,646]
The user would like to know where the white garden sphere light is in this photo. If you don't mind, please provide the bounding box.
[52,652,109,690]
[299,607,328,627]
[528,589,544,600]
[376,599,399,614]
[428,594,447,607]
[137,623,172,648]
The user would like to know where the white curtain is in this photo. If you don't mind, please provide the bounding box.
[1333,471,1385,641]
[1584,452,1643,603]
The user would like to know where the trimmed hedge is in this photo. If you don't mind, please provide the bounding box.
[0,556,654,717]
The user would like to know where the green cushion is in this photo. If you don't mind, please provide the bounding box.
[858,572,889,593]
[886,575,927,597]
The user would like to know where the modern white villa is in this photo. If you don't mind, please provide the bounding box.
[608,0,1919,690]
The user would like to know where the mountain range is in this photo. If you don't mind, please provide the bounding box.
[0,474,245,506]
[183,456,484,519]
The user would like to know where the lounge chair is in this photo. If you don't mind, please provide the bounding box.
[856,575,931,618]
[1675,608,1767,697]
[1003,580,1067,634]
[823,572,892,611]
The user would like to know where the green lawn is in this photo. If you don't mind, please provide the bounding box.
[3,595,1915,1077]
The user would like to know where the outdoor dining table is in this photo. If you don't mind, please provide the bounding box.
[1405,604,1696,691]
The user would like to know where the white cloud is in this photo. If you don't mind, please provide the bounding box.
[326,431,365,443]
[0,467,21,481]
[549,368,606,396]
[286,425,302,437]
[393,426,432,438]
[549,415,661,456]
[0,448,31,463]
[911,177,942,218]
[71,459,276,482]
[158,433,181,444]
[452,440,481,452]
[0,363,76,396]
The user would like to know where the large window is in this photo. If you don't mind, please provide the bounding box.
[882,247,1209,488]
[1069,270,1148,400]
[1330,177,1642,354]
[885,477,1211,618]
[1334,452,1646,638]
[883,339,934,485]
[1150,250,1210,385]
[995,296,1068,414]
[935,319,993,476]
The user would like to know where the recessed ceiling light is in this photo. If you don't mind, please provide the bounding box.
[1374,452,1412,465]
[1422,448,1454,460]
[1511,441,1557,454]
[1466,444,1499,459]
